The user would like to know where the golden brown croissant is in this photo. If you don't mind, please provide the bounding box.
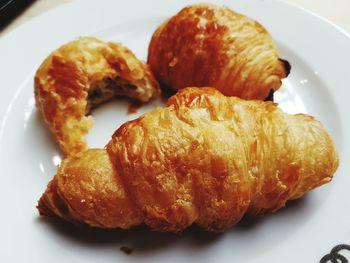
[35,37,160,155]
[38,87,338,233]
[148,4,290,100]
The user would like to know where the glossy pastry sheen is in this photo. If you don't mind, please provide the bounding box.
[148,4,290,99]
[38,87,338,233]
[35,37,160,155]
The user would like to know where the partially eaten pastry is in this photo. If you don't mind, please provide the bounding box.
[148,4,290,100]
[38,87,338,233]
[35,37,160,155]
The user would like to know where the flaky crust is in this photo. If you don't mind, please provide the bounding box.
[38,87,338,233]
[35,37,160,155]
[37,149,142,229]
[148,4,290,99]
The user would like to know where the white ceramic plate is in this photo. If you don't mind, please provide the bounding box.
[1,0,349,262]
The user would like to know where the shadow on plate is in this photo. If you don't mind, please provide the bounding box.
[36,195,308,254]
[235,197,307,231]
[37,216,220,253]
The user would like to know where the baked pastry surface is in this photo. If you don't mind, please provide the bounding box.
[35,37,160,155]
[38,87,338,233]
[148,4,290,99]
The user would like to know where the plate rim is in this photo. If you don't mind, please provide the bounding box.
[0,0,349,262]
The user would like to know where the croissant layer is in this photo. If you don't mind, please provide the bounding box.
[38,87,338,232]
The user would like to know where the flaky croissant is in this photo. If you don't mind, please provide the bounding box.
[148,4,290,100]
[38,87,338,233]
[35,37,160,155]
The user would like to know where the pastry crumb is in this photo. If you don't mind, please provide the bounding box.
[120,246,134,255]
[127,100,143,114]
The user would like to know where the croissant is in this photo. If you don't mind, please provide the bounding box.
[38,87,338,233]
[148,4,290,100]
[35,37,160,155]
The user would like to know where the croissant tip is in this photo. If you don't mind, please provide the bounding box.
[37,197,52,217]
[279,58,291,77]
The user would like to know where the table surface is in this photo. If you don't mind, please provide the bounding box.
[1,0,350,36]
